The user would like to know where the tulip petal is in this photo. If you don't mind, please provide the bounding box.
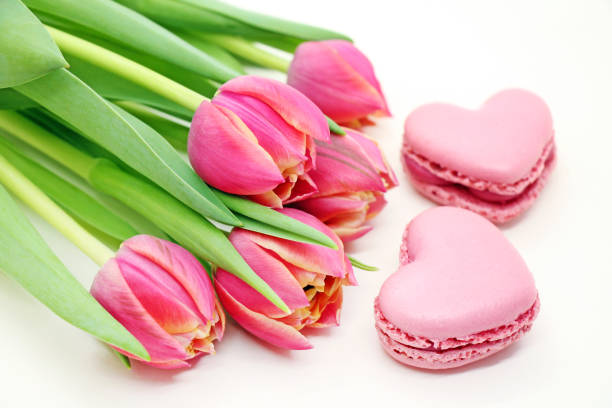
[244,208,347,278]
[219,76,330,142]
[288,42,385,123]
[343,255,358,286]
[188,101,284,195]
[331,224,373,243]
[219,229,310,316]
[326,40,391,117]
[215,280,313,350]
[214,91,309,174]
[249,190,284,208]
[146,360,191,369]
[366,193,387,219]
[213,298,226,341]
[281,173,318,204]
[121,235,216,322]
[344,128,398,188]
[310,135,387,195]
[91,259,190,363]
[311,287,343,328]
[293,194,369,222]
[116,257,203,336]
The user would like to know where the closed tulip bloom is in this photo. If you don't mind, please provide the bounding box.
[292,128,398,242]
[214,208,356,350]
[287,40,390,128]
[188,76,330,208]
[91,235,225,369]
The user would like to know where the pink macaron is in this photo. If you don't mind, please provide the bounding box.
[402,89,556,223]
[375,206,540,369]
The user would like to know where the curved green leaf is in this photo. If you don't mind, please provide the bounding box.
[215,190,338,250]
[0,89,37,109]
[348,256,378,271]
[0,182,148,359]
[116,0,267,37]
[14,68,240,226]
[181,0,351,41]
[116,0,351,42]
[116,102,189,151]
[24,0,241,82]
[0,137,137,242]
[0,0,67,88]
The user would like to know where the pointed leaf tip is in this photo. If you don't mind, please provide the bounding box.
[348,256,378,271]
[327,116,345,135]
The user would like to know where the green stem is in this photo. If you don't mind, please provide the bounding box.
[0,154,114,266]
[197,34,291,72]
[45,26,206,111]
[0,111,94,178]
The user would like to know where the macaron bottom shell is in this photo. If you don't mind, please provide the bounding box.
[402,144,556,224]
[374,296,540,370]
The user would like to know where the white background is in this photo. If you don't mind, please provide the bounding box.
[1,0,611,406]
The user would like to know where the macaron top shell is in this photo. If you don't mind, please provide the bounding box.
[404,89,553,184]
[378,206,537,340]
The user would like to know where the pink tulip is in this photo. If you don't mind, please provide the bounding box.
[188,76,330,207]
[292,128,398,242]
[214,208,356,349]
[90,235,225,369]
[287,40,390,128]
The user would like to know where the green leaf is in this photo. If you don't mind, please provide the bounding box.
[88,159,290,314]
[182,0,351,42]
[0,0,67,88]
[215,190,338,250]
[116,102,189,151]
[95,193,170,240]
[114,350,132,368]
[115,0,268,37]
[115,0,351,43]
[177,33,246,75]
[0,89,38,109]
[14,68,240,226]
[236,214,333,247]
[23,0,241,83]
[0,120,162,239]
[66,54,193,119]
[0,182,149,360]
[348,256,378,271]
[22,108,128,168]
[327,116,346,135]
[0,137,137,242]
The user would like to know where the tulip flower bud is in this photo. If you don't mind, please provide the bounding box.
[287,40,390,128]
[214,208,356,350]
[90,235,225,369]
[292,128,398,242]
[188,76,330,208]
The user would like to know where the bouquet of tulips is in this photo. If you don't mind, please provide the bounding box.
[0,0,395,369]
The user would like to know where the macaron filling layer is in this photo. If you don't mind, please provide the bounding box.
[402,139,556,205]
[375,296,540,368]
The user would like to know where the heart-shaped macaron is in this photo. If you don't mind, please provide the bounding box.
[375,206,539,369]
[402,89,556,223]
